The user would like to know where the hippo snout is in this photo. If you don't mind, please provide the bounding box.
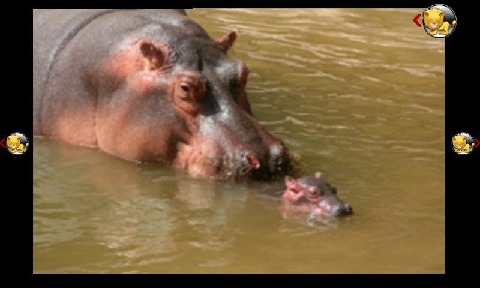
[283,172,353,218]
[330,202,353,217]
[246,142,292,180]
[224,145,291,180]
[318,198,353,217]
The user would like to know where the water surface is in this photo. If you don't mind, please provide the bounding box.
[34,8,444,273]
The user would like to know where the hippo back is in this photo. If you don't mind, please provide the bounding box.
[33,9,188,139]
[34,10,117,133]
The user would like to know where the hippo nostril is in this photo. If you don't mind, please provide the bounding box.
[329,203,353,217]
[340,204,353,216]
[245,153,261,169]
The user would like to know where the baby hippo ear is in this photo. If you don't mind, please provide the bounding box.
[285,175,296,188]
[314,171,322,179]
[139,42,166,70]
[215,31,237,52]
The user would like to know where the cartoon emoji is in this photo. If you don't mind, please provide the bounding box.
[452,133,474,155]
[422,5,457,37]
[6,133,29,155]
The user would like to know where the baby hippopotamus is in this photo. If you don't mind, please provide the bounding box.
[282,172,353,217]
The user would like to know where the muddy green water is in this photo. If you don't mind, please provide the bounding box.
[33,9,444,273]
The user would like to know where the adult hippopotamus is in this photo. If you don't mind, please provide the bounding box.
[33,9,293,180]
[282,172,353,217]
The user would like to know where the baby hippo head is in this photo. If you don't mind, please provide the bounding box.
[282,172,353,217]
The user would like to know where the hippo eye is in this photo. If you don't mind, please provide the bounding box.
[173,72,206,115]
[178,82,193,100]
[308,186,322,197]
[176,77,205,101]
[180,83,190,93]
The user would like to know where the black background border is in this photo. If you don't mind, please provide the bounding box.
[2,0,475,287]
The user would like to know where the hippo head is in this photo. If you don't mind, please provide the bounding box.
[95,14,293,180]
[282,172,353,217]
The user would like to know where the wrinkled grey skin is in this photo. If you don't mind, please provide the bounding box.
[33,9,293,180]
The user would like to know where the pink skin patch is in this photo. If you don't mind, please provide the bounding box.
[246,154,261,169]
[283,188,303,202]
[282,177,331,216]
[99,40,169,95]
[282,189,326,216]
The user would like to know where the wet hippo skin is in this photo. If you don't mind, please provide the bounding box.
[33,9,293,180]
[282,172,353,217]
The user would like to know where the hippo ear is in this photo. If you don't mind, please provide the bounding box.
[215,31,237,52]
[314,171,322,179]
[285,176,296,187]
[139,42,166,70]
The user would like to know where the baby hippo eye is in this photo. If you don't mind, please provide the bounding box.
[308,186,322,197]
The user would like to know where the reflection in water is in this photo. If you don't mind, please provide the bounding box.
[34,9,444,273]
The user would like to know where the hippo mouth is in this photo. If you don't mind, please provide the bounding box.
[175,141,294,181]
